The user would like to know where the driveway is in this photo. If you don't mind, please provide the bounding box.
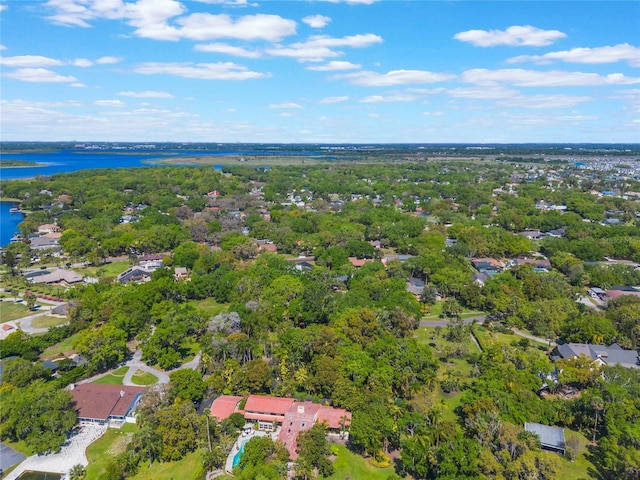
[4,424,106,480]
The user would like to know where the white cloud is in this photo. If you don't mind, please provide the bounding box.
[462,68,640,87]
[498,94,592,109]
[0,45,6,50]
[195,43,261,58]
[359,94,418,103]
[269,102,303,109]
[447,86,518,100]
[303,15,331,29]
[177,13,297,42]
[334,69,455,86]
[117,90,175,98]
[71,83,87,87]
[422,111,444,116]
[134,61,269,80]
[454,25,566,47]
[266,45,339,62]
[95,100,126,107]
[267,33,382,62]
[307,61,360,71]
[0,55,64,67]
[72,58,93,67]
[4,68,77,83]
[318,96,349,104]
[507,43,640,67]
[279,112,297,117]
[96,56,122,64]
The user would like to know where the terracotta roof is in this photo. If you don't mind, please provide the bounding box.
[278,402,322,460]
[210,395,243,421]
[317,406,351,429]
[244,395,294,416]
[71,384,145,421]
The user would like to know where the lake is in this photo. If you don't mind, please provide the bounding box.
[0,201,24,247]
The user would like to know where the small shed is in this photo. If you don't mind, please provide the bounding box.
[524,422,565,455]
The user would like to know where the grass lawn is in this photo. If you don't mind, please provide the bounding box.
[40,332,81,359]
[0,301,34,322]
[92,366,130,385]
[76,261,130,279]
[473,325,549,353]
[131,369,158,386]
[326,444,399,480]
[188,298,228,316]
[30,315,68,329]
[130,449,205,480]
[556,429,595,478]
[421,301,485,321]
[86,424,138,480]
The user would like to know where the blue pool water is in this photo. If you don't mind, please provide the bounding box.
[232,440,248,468]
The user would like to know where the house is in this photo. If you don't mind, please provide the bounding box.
[37,223,60,234]
[406,277,425,297]
[470,258,505,273]
[524,423,565,455]
[347,257,372,268]
[29,236,60,250]
[210,394,351,460]
[473,272,491,286]
[286,256,315,272]
[70,383,145,426]
[30,269,83,286]
[554,343,639,369]
[210,395,244,422]
[117,266,154,284]
[605,286,640,301]
[174,267,189,281]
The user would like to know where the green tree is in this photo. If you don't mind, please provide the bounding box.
[169,369,206,403]
[73,324,128,373]
[296,423,334,478]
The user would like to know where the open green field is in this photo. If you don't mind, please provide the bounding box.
[131,369,158,386]
[326,444,398,480]
[0,301,36,322]
[75,261,130,279]
[130,450,205,480]
[92,366,129,385]
[556,429,595,478]
[40,332,81,359]
[31,315,68,329]
[85,424,204,480]
[85,424,138,480]
[188,297,228,315]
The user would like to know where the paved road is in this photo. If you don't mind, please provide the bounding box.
[122,349,170,385]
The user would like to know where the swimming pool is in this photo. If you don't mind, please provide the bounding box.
[232,439,248,468]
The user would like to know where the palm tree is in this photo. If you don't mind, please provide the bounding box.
[590,396,605,443]
[69,464,86,480]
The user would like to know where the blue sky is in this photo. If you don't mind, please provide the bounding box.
[1,0,639,143]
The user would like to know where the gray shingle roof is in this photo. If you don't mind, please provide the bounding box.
[525,422,565,452]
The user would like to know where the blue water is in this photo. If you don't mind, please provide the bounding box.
[0,201,24,247]
[0,149,210,181]
[232,440,248,468]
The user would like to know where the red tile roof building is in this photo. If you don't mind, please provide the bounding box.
[210,394,351,460]
[210,395,244,421]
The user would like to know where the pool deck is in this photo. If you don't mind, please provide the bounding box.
[224,427,279,473]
